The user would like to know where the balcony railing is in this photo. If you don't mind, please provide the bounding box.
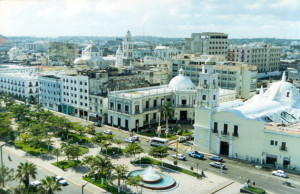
[212,129,218,134]
[232,132,239,137]
[221,131,229,135]
[279,146,287,151]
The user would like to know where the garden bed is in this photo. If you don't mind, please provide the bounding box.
[101,147,123,156]
[51,160,81,169]
[242,186,266,194]
[132,157,202,178]
[83,176,127,194]
[58,132,91,143]
[14,141,52,156]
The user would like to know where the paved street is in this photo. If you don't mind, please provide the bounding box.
[2,148,90,194]
[10,105,300,194]
[60,111,300,194]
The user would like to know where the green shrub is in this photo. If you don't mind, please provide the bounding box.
[51,160,81,169]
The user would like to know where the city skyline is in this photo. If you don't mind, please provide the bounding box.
[0,0,300,39]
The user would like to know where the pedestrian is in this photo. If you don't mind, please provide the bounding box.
[253,181,255,186]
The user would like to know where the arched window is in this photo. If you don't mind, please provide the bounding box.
[287,92,290,97]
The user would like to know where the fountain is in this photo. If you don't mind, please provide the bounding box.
[128,166,176,190]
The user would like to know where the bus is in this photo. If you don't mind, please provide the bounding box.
[150,137,169,147]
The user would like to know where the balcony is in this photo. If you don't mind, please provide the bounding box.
[232,132,238,137]
[279,146,287,151]
[221,131,229,136]
[212,129,218,134]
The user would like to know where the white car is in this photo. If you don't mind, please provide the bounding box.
[30,181,41,187]
[55,176,68,186]
[272,170,288,178]
[209,162,226,169]
[172,154,186,160]
[104,130,112,135]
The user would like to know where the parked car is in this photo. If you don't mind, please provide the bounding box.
[272,170,288,178]
[30,181,41,187]
[209,155,223,162]
[124,137,137,143]
[131,136,139,141]
[209,162,225,169]
[172,154,186,160]
[188,151,204,159]
[104,130,112,135]
[94,122,101,127]
[55,176,69,186]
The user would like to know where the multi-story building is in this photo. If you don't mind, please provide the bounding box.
[7,47,24,61]
[184,32,228,55]
[154,46,179,61]
[108,67,235,131]
[132,48,153,60]
[0,64,36,74]
[228,44,282,73]
[216,61,258,99]
[0,72,39,103]
[48,42,78,65]
[123,30,134,63]
[38,75,62,112]
[288,71,300,88]
[61,75,89,119]
[194,71,300,169]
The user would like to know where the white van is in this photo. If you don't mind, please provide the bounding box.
[150,137,169,147]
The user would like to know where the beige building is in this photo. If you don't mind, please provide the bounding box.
[48,42,78,65]
[184,32,228,56]
[216,61,258,99]
[194,71,300,169]
[228,44,281,73]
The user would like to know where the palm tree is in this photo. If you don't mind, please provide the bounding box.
[114,164,128,193]
[51,148,61,167]
[113,139,123,154]
[124,143,144,162]
[160,102,174,138]
[90,156,112,185]
[127,175,143,193]
[149,146,169,166]
[16,162,37,189]
[38,176,62,194]
[0,166,15,187]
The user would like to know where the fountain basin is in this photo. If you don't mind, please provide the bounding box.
[129,169,176,190]
[141,173,162,183]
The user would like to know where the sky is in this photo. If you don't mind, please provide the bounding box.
[0,0,300,39]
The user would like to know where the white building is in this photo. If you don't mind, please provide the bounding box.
[0,65,36,74]
[184,32,228,55]
[74,42,107,68]
[7,47,25,61]
[108,68,235,131]
[154,46,179,60]
[61,75,89,119]
[0,72,39,103]
[228,44,282,73]
[194,72,300,168]
[115,45,123,68]
[123,31,134,60]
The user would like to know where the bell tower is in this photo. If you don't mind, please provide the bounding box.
[194,59,219,153]
[123,30,133,60]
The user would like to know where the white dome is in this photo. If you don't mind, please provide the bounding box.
[84,44,99,52]
[264,81,300,101]
[168,68,195,90]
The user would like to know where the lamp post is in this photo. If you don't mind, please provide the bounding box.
[82,178,95,194]
[157,113,161,137]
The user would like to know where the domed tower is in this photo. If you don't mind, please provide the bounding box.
[82,41,102,60]
[123,30,133,60]
[194,58,219,153]
[115,45,123,68]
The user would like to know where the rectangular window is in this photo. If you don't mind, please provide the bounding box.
[182,100,187,105]
[154,100,157,107]
[223,124,228,134]
[110,102,114,110]
[153,113,156,120]
[146,101,149,109]
[270,140,274,145]
[135,105,139,113]
[125,105,129,112]
[117,104,121,111]
[281,142,286,150]
[213,122,218,133]
[202,95,206,100]
[213,95,216,100]
[233,125,238,136]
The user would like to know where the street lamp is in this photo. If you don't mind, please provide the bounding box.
[157,113,161,137]
[82,178,95,194]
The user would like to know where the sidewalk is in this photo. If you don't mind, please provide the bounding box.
[2,144,107,194]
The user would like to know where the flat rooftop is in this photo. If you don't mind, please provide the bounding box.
[265,122,300,135]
